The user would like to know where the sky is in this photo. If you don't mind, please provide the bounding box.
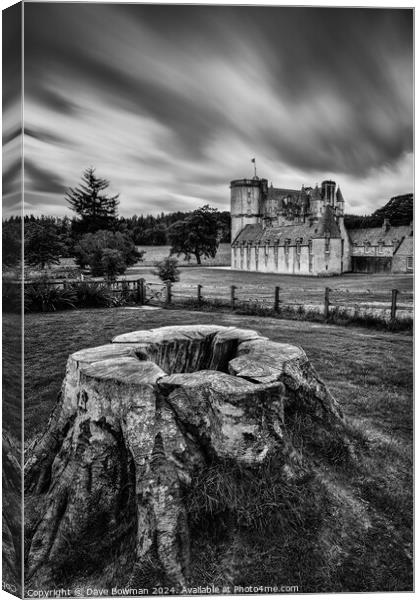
[2,3,414,217]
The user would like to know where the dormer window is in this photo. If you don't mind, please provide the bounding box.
[364,240,371,252]
[378,241,384,254]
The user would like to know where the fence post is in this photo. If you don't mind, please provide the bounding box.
[166,281,172,305]
[391,288,398,320]
[137,278,145,304]
[197,284,203,305]
[231,285,236,310]
[324,287,330,319]
[274,286,280,312]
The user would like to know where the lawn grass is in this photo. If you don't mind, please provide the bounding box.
[14,308,413,592]
[135,243,232,266]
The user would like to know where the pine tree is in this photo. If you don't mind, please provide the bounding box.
[66,168,119,234]
[25,218,65,270]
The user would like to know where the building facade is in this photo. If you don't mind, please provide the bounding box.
[230,177,412,276]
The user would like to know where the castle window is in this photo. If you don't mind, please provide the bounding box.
[308,239,313,254]
[325,235,330,253]
[284,238,290,254]
[295,238,302,255]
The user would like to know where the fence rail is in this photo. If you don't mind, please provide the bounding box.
[7,277,413,323]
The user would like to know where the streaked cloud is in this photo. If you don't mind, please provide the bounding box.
[10,3,413,218]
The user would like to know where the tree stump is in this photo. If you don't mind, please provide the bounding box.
[25,325,346,589]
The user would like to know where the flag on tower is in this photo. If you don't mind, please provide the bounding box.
[251,157,257,177]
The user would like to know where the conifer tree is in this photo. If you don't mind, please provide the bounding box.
[66,168,119,234]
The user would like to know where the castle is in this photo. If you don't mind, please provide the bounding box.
[230,176,413,275]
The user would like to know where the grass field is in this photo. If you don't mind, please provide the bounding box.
[9,307,412,592]
[126,265,413,308]
[136,243,232,266]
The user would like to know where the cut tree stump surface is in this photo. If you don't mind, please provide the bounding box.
[25,325,345,589]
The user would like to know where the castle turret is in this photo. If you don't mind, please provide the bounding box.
[321,180,336,207]
[230,177,267,241]
[336,186,345,217]
[309,184,323,220]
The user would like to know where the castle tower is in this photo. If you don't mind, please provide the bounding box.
[336,186,345,217]
[309,185,323,220]
[230,177,268,241]
[321,180,336,207]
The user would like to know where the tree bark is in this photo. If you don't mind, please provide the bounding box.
[25,325,346,589]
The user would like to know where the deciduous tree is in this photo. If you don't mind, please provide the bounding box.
[168,205,222,265]
[73,230,143,278]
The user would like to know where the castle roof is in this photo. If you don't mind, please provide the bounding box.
[349,224,411,246]
[394,235,413,257]
[310,185,322,201]
[267,187,300,202]
[336,187,344,203]
[233,211,341,247]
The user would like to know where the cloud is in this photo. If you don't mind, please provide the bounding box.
[24,160,66,195]
[17,3,413,219]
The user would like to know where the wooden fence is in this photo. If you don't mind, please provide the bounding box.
[12,277,413,321]
[139,279,412,321]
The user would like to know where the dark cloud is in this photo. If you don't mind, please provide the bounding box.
[24,127,70,146]
[3,125,21,146]
[2,160,21,196]
[24,160,66,195]
[19,3,413,217]
[2,3,21,110]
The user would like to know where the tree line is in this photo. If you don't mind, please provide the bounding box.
[3,168,231,278]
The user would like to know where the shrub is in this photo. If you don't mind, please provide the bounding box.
[25,277,77,312]
[73,230,143,278]
[151,256,180,283]
[2,280,21,313]
[100,248,127,282]
[70,281,116,308]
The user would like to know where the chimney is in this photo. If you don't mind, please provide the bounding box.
[382,218,391,233]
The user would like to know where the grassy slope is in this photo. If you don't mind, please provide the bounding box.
[19,308,413,592]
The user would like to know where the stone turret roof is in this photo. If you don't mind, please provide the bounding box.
[310,185,322,201]
[336,187,344,204]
